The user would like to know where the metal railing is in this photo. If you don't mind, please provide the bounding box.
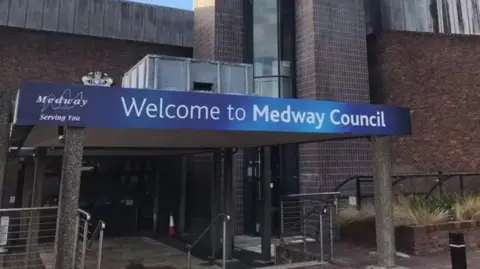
[85,221,106,269]
[280,192,340,262]
[0,207,105,269]
[333,172,480,210]
[186,213,230,269]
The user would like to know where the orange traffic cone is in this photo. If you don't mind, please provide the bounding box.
[169,213,175,237]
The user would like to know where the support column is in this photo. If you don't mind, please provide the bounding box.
[222,149,234,260]
[31,148,46,207]
[179,156,188,234]
[260,147,272,261]
[372,136,395,268]
[54,127,84,269]
[210,151,222,258]
[0,100,10,209]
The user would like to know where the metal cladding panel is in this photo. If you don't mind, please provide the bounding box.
[367,0,480,35]
[122,55,253,94]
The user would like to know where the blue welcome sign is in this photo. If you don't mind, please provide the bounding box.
[13,82,411,136]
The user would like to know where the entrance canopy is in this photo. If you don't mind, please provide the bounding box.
[10,82,412,150]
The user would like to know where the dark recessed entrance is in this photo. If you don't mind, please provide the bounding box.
[35,154,185,237]
[243,144,299,237]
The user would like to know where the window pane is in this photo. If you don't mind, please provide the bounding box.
[279,0,295,77]
[280,77,293,98]
[253,0,279,77]
[254,77,279,97]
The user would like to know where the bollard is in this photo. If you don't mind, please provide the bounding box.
[449,233,467,269]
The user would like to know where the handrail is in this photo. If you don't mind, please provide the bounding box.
[281,192,340,236]
[332,172,480,209]
[285,192,340,198]
[0,206,58,212]
[187,213,224,250]
[78,208,92,220]
[186,213,229,269]
[88,220,106,248]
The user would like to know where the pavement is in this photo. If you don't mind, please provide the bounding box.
[330,242,480,269]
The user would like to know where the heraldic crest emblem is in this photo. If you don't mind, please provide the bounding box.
[81,71,113,87]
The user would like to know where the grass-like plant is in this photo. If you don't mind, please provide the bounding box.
[338,195,452,227]
[393,195,450,226]
[454,195,480,221]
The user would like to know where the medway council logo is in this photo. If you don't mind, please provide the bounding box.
[36,89,88,113]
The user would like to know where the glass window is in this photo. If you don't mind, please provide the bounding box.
[253,0,279,77]
[279,0,295,77]
[254,77,279,97]
[280,77,293,98]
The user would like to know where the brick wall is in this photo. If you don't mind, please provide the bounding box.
[192,0,245,234]
[369,31,480,174]
[340,220,480,255]
[0,25,192,215]
[0,27,191,97]
[294,0,372,196]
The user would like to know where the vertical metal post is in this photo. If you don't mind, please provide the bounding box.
[96,226,104,269]
[449,233,467,269]
[211,151,222,259]
[25,211,31,269]
[179,156,188,234]
[153,170,160,233]
[355,176,361,210]
[319,209,323,262]
[280,198,284,237]
[223,149,234,260]
[438,171,444,196]
[72,216,79,268]
[334,197,339,240]
[459,176,464,197]
[80,216,89,269]
[329,204,334,260]
[260,146,272,260]
[302,206,307,253]
[222,214,228,269]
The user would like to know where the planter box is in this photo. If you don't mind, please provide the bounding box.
[340,220,480,255]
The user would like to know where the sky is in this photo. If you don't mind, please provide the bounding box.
[129,0,193,10]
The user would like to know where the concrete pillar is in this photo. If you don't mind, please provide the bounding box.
[260,147,272,261]
[222,149,234,260]
[54,127,84,269]
[179,156,188,234]
[210,151,222,258]
[0,100,10,209]
[371,136,395,268]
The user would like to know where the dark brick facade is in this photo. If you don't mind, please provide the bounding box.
[191,0,376,235]
[0,25,191,209]
[294,0,372,195]
[368,31,480,173]
[0,27,191,97]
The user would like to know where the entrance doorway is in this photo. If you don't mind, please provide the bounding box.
[243,145,299,236]
[79,156,158,237]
